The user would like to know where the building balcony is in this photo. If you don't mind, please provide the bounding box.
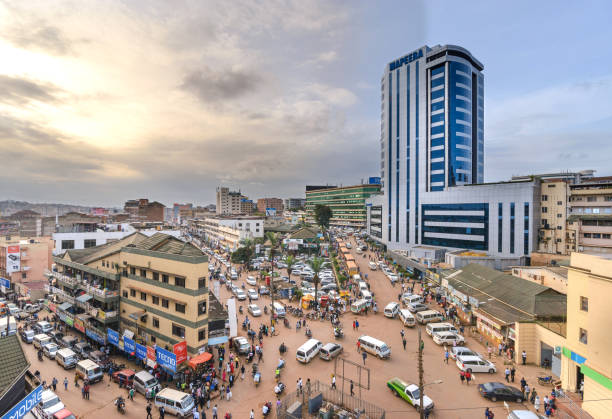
[46,270,79,288]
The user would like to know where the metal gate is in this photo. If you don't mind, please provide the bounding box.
[552,353,561,377]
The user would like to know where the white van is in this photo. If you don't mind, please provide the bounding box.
[155,388,195,417]
[398,309,416,327]
[401,294,423,306]
[56,348,78,369]
[384,302,400,318]
[426,322,458,337]
[76,359,103,383]
[416,310,444,324]
[134,370,161,396]
[33,333,52,350]
[358,281,369,292]
[273,302,286,318]
[358,335,391,359]
[353,274,362,282]
[36,321,53,334]
[368,262,377,270]
[361,290,373,304]
[296,339,322,363]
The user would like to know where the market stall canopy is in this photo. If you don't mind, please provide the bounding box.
[188,352,213,369]
[76,294,93,303]
[58,302,73,311]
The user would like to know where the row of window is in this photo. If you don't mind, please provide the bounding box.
[582,233,612,239]
[124,288,207,315]
[571,207,612,214]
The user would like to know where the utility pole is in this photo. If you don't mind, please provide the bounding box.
[418,326,424,419]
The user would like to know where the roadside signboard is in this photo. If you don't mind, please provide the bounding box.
[1,384,43,419]
[174,341,187,364]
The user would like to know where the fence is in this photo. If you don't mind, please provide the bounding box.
[554,389,594,419]
[277,380,385,419]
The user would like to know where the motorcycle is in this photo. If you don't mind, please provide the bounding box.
[274,382,286,395]
[262,401,272,417]
[279,343,287,355]
[239,306,243,314]
[264,306,268,315]
[115,396,126,414]
[334,327,344,339]
[538,375,554,386]
[277,359,285,369]
[305,328,312,338]
[283,318,290,328]
[38,350,43,361]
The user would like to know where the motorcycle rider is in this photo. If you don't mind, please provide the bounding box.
[115,395,126,413]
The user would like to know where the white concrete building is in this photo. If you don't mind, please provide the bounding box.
[192,216,264,252]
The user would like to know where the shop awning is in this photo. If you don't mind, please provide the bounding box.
[207,336,228,346]
[76,313,92,321]
[76,294,93,303]
[128,310,147,321]
[188,352,213,369]
[58,302,73,311]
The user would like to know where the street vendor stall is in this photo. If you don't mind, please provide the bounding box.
[301,294,314,309]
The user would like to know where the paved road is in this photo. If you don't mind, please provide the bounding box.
[22,236,550,418]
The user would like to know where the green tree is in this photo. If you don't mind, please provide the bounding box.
[231,244,252,264]
[285,254,296,279]
[240,238,254,270]
[265,231,279,324]
[314,204,332,229]
[308,256,324,309]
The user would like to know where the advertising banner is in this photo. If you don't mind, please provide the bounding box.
[74,318,85,333]
[107,328,120,346]
[1,384,43,419]
[173,341,187,364]
[64,316,73,327]
[6,245,20,273]
[265,208,277,216]
[48,302,56,313]
[155,346,177,372]
[123,337,135,354]
[86,329,105,344]
[147,346,156,361]
[135,343,147,360]
[0,277,10,291]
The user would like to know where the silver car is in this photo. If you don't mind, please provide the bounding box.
[43,342,59,359]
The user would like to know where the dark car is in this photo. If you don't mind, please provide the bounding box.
[88,350,107,364]
[112,369,136,385]
[49,331,64,345]
[74,342,92,358]
[478,382,525,403]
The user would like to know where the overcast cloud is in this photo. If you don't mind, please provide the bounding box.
[1,1,611,206]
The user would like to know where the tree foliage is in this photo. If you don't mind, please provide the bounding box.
[314,204,332,229]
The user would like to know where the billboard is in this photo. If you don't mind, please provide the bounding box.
[155,346,177,372]
[1,384,43,419]
[174,341,187,364]
[265,208,277,216]
[368,176,381,185]
[0,277,10,293]
[123,337,136,355]
[6,245,20,273]
[135,344,147,361]
[107,328,120,346]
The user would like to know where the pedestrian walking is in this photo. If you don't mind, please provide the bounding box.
[64,377,68,391]
[147,401,153,419]
[52,377,58,391]
[444,350,450,364]
[362,351,367,364]
[402,338,406,350]
[355,320,359,330]
[534,395,541,412]
[510,366,516,382]
[74,374,79,387]
[298,378,303,395]
[240,364,245,380]
[520,377,527,393]
[193,407,200,419]
[498,342,503,356]
[465,371,472,385]
[250,410,254,419]
[524,384,531,401]
[356,340,361,352]
[487,345,493,359]
[350,380,354,396]
[129,387,135,401]
[159,405,165,419]
[331,374,336,389]
[459,371,465,384]
[522,350,527,365]
[352,320,355,330]
[505,367,510,382]
[212,405,218,419]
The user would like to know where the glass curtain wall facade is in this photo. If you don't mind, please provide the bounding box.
[305,184,382,228]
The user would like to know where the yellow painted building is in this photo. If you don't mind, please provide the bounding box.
[52,232,209,356]
[562,253,612,418]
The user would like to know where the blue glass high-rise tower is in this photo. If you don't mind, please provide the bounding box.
[380,44,485,246]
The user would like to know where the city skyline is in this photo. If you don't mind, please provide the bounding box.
[2,1,612,206]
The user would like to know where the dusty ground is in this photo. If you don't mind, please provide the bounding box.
[23,237,556,418]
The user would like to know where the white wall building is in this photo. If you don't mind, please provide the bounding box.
[193,216,264,252]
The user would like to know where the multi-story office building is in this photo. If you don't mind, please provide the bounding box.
[0,236,53,299]
[189,215,264,252]
[306,183,381,228]
[256,198,284,215]
[369,44,543,258]
[123,199,165,222]
[539,180,572,254]
[284,198,306,211]
[567,176,612,254]
[49,232,209,356]
[216,187,250,215]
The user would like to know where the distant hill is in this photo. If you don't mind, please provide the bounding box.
[0,200,95,217]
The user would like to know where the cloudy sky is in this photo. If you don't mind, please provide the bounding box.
[2,1,612,207]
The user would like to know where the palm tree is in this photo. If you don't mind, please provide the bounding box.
[240,238,254,271]
[308,256,324,310]
[285,255,296,280]
[265,231,279,324]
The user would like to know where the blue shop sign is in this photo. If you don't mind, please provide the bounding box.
[0,277,10,289]
[123,337,135,354]
[1,384,43,419]
[156,346,177,372]
[107,328,120,346]
[135,343,147,360]
[86,329,105,344]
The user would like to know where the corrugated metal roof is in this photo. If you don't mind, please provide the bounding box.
[0,335,30,400]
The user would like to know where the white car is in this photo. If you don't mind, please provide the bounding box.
[450,346,480,360]
[37,389,64,418]
[291,270,302,276]
[248,304,262,317]
[235,289,247,301]
[43,342,59,359]
[432,331,465,346]
[246,276,257,286]
[247,289,259,300]
[456,355,496,374]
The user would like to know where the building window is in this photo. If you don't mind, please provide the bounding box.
[510,203,515,254]
[22,272,27,279]
[541,207,548,213]
[140,269,147,278]
[162,298,169,308]
[198,277,206,289]
[580,296,588,312]
[84,239,97,248]
[587,196,596,202]
[524,202,529,256]
[130,289,136,297]
[122,290,128,298]
[579,328,588,344]
[162,274,169,283]
[198,328,207,341]
[61,240,75,250]
[542,195,548,201]
[172,323,185,338]
[151,336,156,343]
[198,301,207,315]
[140,292,147,301]
[175,276,186,288]
[175,303,186,313]
[603,234,611,239]
[130,267,136,275]
[152,295,159,305]
[152,317,160,328]
[152,272,159,281]
[122,268,128,276]
[583,233,592,238]
[498,203,503,253]
[557,201,563,205]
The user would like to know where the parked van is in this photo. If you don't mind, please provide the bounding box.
[273,302,286,318]
[358,281,369,292]
[357,335,391,359]
[368,261,377,270]
[415,310,444,324]
[361,290,373,304]
[134,370,161,396]
[296,339,322,363]
[36,321,53,334]
[401,294,423,306]
[384,302,400,318]
[76,359,103,383]
[60,336,78,349]
[56,348,78,369]
[350,299,368,314]
[154,388,195,418]
[426,322,458,337]
[33,333,52,350]
[398,309,416,327]
[353,274,362,282]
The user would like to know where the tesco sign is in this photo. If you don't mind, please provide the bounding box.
[2,385,43,419]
